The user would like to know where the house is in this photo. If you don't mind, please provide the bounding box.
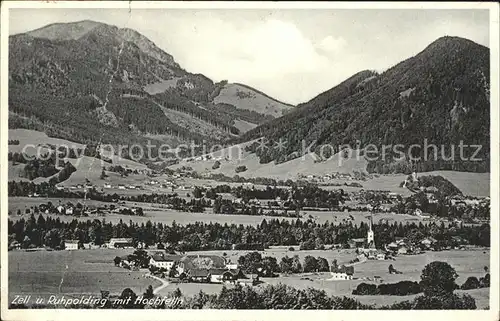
[9,241,21,250]
[331,272,353,280]
[65,207,74,215]
[397,246,408,255]
[208,268,246,284]
[225,262,239,270]
[187,269,210,283]
[348,238,365,249]
[225,269,246,280]
[421,237,437,249]
[64,240,79,250]
[117,184,126,190]
[149,253,183,270]
[236,274,259,286]
[386,242,399,251]
[209,268,228,283]
[104,183,112,188]
[57,205,65,214]
[108,238,133,248]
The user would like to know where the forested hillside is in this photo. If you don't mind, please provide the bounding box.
[8,20,294,149]
[240,37,490,173]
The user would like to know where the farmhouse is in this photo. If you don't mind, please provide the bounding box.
[421,237,437,249]
[108,238,133,248]
[149,253,183,270]
[348,238,366,249]
[64,240,79,250]
[186,268,246,284]
[209,268,228,283]
[330,272,353,280]
[187,269,210,283]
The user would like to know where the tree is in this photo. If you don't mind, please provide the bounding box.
[420,261,458,296]
[280,256,293,274]
[317,257,329,272]
[119,288,138,308]
[114,256,121,266]
[173,288,182,298]
[238,252,263,274]
[260,256,279,277]
[44,229,62,249]
[460,277,480,290]
[408,293,476,309]
[291,255,302,273]
[169,262,179,278]
[299,239,315,250]
[303,256,318,273]
[130,249,150,268]
[192,187,203,199]
[143,285,154,299]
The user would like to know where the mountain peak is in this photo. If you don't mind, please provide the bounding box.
[21,20,180,68]
[421,35,488,56]
[25,20,108,41]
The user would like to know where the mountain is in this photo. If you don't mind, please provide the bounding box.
[239,36,490,173]
[8,20,294,151]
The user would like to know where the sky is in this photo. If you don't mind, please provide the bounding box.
[9,8,490,105]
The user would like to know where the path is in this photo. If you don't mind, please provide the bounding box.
[145,273,170,295]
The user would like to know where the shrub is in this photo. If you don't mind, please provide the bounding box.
[461,276,480,290]
[479,273,490,288]
[410,293,477,310]
[212,160,221,170]
[378,281,422,295]
[352,283,378,295]
[299,239,315,250]
[235,165,247,173]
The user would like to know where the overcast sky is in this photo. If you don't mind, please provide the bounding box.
[9,9,490,104]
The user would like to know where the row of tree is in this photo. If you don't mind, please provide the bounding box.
[8,214,490,251]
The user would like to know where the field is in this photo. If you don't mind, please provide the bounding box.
[9,195,430,227]
[172,248,490,308]
[7,239,490,308]
[8,249,162,305]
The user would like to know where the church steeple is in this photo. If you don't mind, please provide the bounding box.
[367,214,375,249]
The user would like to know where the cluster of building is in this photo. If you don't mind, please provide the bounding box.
[148,252,258,285]
[64,237,134,250]
[104,183,143,190]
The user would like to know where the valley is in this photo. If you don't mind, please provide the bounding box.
[6,17,492,311]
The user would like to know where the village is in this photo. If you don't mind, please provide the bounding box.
[42,212,476,294]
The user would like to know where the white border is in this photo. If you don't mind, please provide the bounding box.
[1,2,499,321]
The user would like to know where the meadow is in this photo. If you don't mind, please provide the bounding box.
[8,249,162,304]
[8,243,489,308]
[9,195,429,227]
[170,248,490,308]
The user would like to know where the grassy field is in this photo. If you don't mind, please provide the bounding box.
[8,246,489,309]
[10,195,428,227]
[8,249,161,304]
[8,196,295,226]
[180,248,490,308]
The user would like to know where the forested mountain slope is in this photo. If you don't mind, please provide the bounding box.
[240,36,490,173]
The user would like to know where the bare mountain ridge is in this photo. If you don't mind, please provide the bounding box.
[24,20,179,68]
